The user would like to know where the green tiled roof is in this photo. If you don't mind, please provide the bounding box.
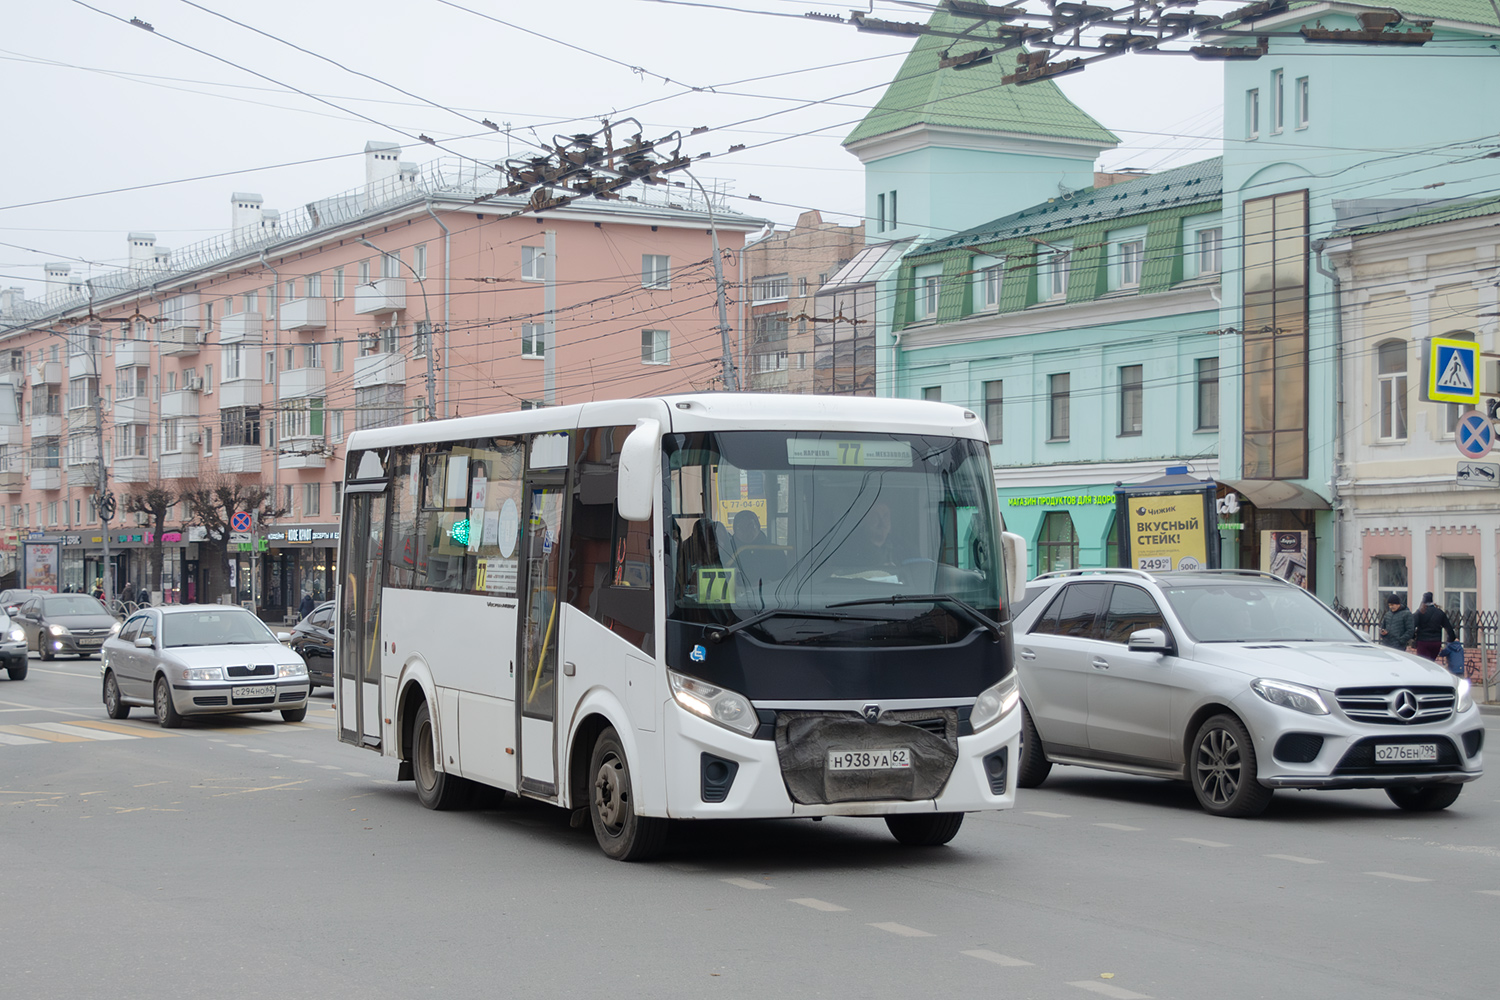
[925,157,1223,253]
[1219,0,1499,29]
[1336,194,1500,236]
[844,9,1118,147]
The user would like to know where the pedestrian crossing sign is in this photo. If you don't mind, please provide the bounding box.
[1427,337,1480,404]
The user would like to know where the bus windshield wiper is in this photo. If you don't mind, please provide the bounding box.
[827,594,1004,642]
[708,608,880,644]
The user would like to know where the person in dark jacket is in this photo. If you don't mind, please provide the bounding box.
[299,591,316,619]
[1412,591,1456,660]
[1379,593,1415,650]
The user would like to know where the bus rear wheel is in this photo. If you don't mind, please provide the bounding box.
[412,702,471,811]
[589,726,667,861]
[885,812,964,846]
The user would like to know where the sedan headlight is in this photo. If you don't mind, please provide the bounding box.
[48,623,70,637]
[278,662,308,678]
[109,621,122,634]
[181,667,224,682]
[970,673,1021,733]
[669,669,758,736]
[1251,678,1329,716]
[1455,678,1474,713]
[7,628,22,642]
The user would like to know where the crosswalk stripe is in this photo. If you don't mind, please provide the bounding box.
[27,722,137,741]
[63,720,178,738]
[0,724,94,743]
[0,731,46,746]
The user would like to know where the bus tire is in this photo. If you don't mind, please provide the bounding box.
[885,812,964,846]
[589,726,667,861]
[412,702,470,811]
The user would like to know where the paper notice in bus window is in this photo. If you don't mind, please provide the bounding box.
[786,439,912,467]
[477,557,518,594]
[445,455,470,506]
[483,509,501,553]
[471,476,488,509]
[467,508,484,552]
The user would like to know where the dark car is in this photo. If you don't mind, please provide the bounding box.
[288,600,334,688]
[0,589,40,617]
[15,594,121,660]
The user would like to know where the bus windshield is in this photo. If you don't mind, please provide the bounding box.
[665,430,1003,645]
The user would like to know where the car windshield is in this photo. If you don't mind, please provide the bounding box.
[1162,582,1362,643]
[43,596,110,616]
[162,610,278,648]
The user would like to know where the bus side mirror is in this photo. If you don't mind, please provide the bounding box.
[617,418,662,522]
[1001,531,1028,606]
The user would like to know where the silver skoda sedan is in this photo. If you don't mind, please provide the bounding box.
[100,605,310,727]
[1013,569,1483,816]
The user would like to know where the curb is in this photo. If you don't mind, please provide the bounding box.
[1479,703,1500,716]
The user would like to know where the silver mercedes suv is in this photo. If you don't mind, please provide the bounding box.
[1013,569,1483,816]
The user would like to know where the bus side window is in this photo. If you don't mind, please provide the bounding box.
[567,426,654,654]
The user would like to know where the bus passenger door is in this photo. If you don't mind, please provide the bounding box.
[517,479,564,797]
[338,490,386,749]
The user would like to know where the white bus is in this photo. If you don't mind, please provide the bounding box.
[337,393,1028,859]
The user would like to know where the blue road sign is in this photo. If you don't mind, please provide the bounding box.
[1456,410,1494,459]
[1430,337,1481,404]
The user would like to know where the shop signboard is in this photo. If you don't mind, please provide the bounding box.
[1261,530,1310,589]
[1113,482,1218,573]
[23,542,60,593]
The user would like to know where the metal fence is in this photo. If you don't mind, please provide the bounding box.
[1337,606,1499,704]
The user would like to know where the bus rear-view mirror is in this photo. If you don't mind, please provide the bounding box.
[617,418,662,522]
[1001,531,1028,606]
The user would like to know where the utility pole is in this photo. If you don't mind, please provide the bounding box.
[684,171,737,391]
[93,381,113,607]
[357,239,436,418]
[543,229,556,405]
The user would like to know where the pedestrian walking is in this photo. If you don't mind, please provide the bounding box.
[299,591,315,619]
[1411,592,1456,661]
[1379,593,1414,650]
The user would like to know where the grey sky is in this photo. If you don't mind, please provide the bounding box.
[0,0,1223,292]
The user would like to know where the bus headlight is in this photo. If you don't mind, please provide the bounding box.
[669,670,758,737]
[970,674,1020,733]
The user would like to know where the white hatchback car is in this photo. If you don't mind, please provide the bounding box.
[1013,569,1483,816]
[100,605,310,727]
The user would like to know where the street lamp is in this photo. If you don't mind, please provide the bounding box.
[357,239,437,420]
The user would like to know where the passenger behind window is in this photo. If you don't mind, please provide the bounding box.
[730,510,788,600]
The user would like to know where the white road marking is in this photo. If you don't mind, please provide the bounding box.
[1067,981,1151,999]
[344,772,369,777]
[722,878,770,890]
[1476,890,1500,896]
[1266,854,1324,865]
[27,722,135,741]
[1094,823,1143,831]
[0,732,45,745]
[293,759,315,764]
[1173,837,1230,848]
[226,743,247,748]
[869,922,934,938]
[790,898,848,912]
[1365,872,1432,883]
[961,950,1033,966]
[269,754,290,758]
[247,749,268,754]
[1025,810,1070,818]
[318,765,340,770]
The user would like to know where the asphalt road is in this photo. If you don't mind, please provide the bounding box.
[2,656,1495,1000]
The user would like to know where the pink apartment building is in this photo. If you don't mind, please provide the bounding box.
[0,141,762,617]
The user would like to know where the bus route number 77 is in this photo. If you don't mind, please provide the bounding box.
[696,567,737,605]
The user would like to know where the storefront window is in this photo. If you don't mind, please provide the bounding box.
[1038,511,1080,573]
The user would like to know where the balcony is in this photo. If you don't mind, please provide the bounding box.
[0,370,22,392]
[113,456,150,483]
[30,414,62,438]
[218,445,262,474]
[67,408,98,433]
[353,277,406,315]
[219,312,263,344]
[279,367,326,399]
[0,423,20,447]
[114,395,150,424]
[353,352,406,388]
[218,377,263,410]
[278,438,328,471]
[160,451,199,479]
[68,352,100,379]
[65,463,99,488]
[279,297,327,332]
[29,467,61,491]
[115,340,151,368]
[160,323,202,356]
[0,470,21,492]
[161,389,199,419]
[29,362,61,386]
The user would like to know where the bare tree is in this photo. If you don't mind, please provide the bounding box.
[180,474,289,605]
[121,482,179,600]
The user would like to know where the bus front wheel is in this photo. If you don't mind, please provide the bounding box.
[412,702,471,811]
[589,726,667,861]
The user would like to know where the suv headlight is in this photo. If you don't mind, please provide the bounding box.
[970,673,1021,733]
[1251,678,1329,715]
[48,623,71,637]
[1455,678,1474,713]
[278,662,307,678]
[669,670,758,736]
[181,666,223,682]
[8,628,23,642]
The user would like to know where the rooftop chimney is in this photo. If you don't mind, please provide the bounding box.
[365,141,401,188]
[127,232,157,270]
[0,287,23,314]
[44,262,71,299]
[231,192,264,242]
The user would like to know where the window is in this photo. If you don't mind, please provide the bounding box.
[521,322,545,359]
[284,280,297,302]
[283,347,294,372]
[204,301,214,333]
[1049,372,1070,440]
[1198,227,1223,275]
[355,385,405,430]
[1375,557,1407,609]
[115,367,147,400]
[116,423,149,458]
[1296,76,1309,128]
[265,351,276,383]
[1038,512,1081,574]
[641,329,669,365]
[334,267,345,300]
[284,485,294,513]
[204,427,213,455]
[798,277,807,297]
[67,377,96,411]
[1247,88,1260,139]
[1377,339,1408,441]
[1442,556,1477,645]
[1048,251,1071,299]
[280,398,325,439]
[521,246,545,281]
[221,407,261,447]
[1196,357,1219,430]
[984,380,1003,444]
[752,313,788,345]
[204,364,214,393]
[414,321,431,358]
[333,341,344,372]
[414,245,427,280]
[381,249,402,279]
[224,346,244,381]
[976,264,1003,310]
[304,483,321,516]
[642,254,670,289]
[304,343,321,369]
[1240,191,1308,478]
[751,274,789,302]
[332,483,341,517]
[1101,585,1167,644]
[1118,240,1144,287]
[358,259,370,285]
[330,407,344,443]
[889,190,897,229]
[1271,69,1284,133]
[307,273,321,298]
[162,418,179,453]
[243,290,258,314]
[877,193,886,232]
[919,274,940,320]
[1119,364,1143,436]
[922,386,942,402]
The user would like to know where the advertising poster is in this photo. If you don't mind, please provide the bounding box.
[1119,492,1211,572]
[24,542,60,592]
[1261,530,1310,588]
